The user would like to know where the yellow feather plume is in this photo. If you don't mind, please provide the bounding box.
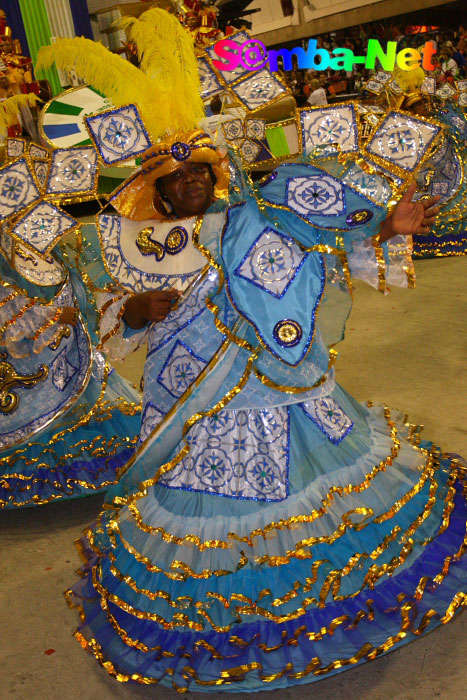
[117,8,204,132]
[36,8,205,143]
[0,93,40,139]
[393,65,426,93]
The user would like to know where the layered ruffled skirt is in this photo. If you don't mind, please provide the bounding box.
[66,387,467,692]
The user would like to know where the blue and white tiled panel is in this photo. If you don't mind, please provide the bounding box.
[234,227,309,298]
[29,143,49,160]
[46,147,98,196]
[33,161,49,191]
[86,104,152,165]
[10,201,78,256]
[198,57,224,101]
[363,111,441,174]
[230,69,288,112]
[4,138,48,163]
[436,83,457,100]
[298,397,353,445]
[227,220,326,366]
[139,338,209,439]
[141,277,224,420]
[5,138,27,161]
[341,163,393,205]
[147,305,220,415]
[0,158,41,223]
[222,118,271,164]
[158,406,290,502]
[261,165,384,229]
[421,77,436,96]
[300,105,359,157]
[146,268,220,358]
[152,396,353,501]
[414,135,462,205]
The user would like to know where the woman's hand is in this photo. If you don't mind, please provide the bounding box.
[123,289,181,329]
[58,306,78,326]
[378,182,441,243]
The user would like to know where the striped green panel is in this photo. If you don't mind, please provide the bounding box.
[46,101,83,116]
[266,127,290,157]
[89,86,106,99]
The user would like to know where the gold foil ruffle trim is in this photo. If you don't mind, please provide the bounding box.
[105,405,404,560]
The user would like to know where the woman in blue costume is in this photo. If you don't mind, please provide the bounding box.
[0,139,142,508]
[63,126,467,693]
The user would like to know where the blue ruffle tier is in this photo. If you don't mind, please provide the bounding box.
[413,231,467,258]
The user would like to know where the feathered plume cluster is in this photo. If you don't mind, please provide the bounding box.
[0,93,40,139]
[392,64,426,93]
[36,8,204,143]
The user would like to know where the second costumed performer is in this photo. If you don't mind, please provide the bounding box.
[40,10,467,693]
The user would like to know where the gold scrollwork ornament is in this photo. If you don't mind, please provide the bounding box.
[49,326,71,351]
[0,360,49,414]
[136,227,165,261]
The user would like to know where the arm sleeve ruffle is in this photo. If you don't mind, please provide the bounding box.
[0,293,74,357]
[346,235,415,293]
[96,290,149,361]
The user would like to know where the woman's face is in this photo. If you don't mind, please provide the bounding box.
[157,162,214,218]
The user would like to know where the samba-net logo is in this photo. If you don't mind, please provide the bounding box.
[212,38,437,73]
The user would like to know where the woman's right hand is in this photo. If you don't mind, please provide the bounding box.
[123,289,181,329]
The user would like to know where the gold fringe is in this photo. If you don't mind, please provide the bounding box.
[117,8,203,136]
[68,578,467,690]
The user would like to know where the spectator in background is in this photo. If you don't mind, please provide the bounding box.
[439,47,459,80]
[290,70,308,107]
[418,32,437,55]
[307,78,328,106]
[343,35,354,52]
[453,40,466,77]
[290,69,302,92]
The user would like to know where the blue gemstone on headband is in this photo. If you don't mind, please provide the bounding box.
[346,209,373,226]
[171,142,191,161]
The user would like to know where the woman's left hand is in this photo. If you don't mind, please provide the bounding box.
[58,306,78,326]
[378,182,441,242]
